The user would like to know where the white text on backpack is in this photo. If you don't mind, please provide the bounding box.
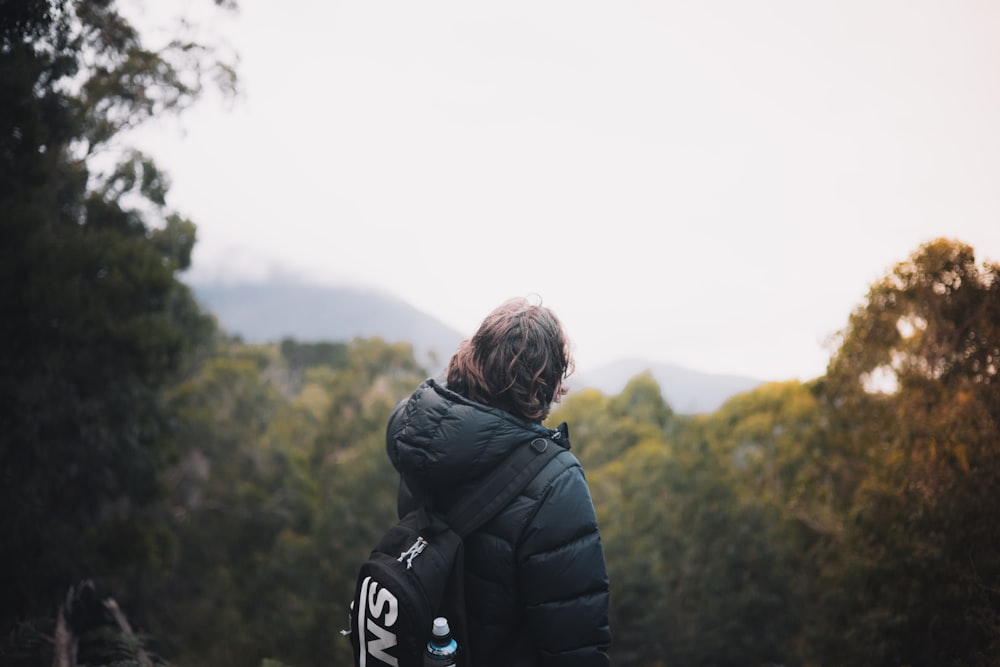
[359,576,398,667]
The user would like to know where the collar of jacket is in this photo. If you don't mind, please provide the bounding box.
[386,378,564,489]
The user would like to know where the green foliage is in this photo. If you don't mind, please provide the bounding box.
[140,337,426,667]
[550,371,675,470]
[577,394,802,667]
[281,338,351,373]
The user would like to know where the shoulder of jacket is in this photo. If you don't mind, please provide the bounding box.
[527,447,583,495]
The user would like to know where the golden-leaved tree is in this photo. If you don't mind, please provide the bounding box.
[809,238,1000,666]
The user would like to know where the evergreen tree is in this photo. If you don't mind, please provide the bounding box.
[0,0,234,641]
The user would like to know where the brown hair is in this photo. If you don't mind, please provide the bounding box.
[446,297,574,422]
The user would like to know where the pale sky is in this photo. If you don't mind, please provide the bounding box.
[132,0,1000,382]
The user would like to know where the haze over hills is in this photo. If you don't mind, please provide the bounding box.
[193,281,466,371]
[567,360,764,415]
[191,281,765,413]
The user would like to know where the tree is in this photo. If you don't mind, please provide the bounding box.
[0,0,234,640]
[551,371,674,470]
[810,238,1000,666]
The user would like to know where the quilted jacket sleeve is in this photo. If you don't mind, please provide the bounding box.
[517,459,612,666]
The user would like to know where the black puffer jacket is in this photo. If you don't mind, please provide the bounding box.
[386,378,611,667]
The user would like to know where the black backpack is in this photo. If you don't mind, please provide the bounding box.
[346,434,566,667]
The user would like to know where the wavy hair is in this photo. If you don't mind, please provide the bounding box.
[446,298,574,422]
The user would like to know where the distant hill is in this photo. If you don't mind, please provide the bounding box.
[570,358,765,414]
[191,281,764,413]
[191,281,465,372]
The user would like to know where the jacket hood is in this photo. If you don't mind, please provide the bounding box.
[386,378,558,488]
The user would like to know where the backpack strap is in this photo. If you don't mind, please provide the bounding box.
[445,435,566,538]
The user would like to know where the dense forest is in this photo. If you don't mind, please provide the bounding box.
[2,2,998,666]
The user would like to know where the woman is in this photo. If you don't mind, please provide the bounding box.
[386,297,611,666]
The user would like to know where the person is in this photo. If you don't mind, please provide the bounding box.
[385,297,612,667]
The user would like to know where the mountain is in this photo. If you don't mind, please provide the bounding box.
[570,358,765,414]
[191,281,764,413]
[191,281,465,371]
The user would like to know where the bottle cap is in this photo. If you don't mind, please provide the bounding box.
[432,617,450,638]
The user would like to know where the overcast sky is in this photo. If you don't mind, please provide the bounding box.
[133,0,1000,382]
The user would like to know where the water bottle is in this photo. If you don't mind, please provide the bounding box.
[423,616,458,666]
